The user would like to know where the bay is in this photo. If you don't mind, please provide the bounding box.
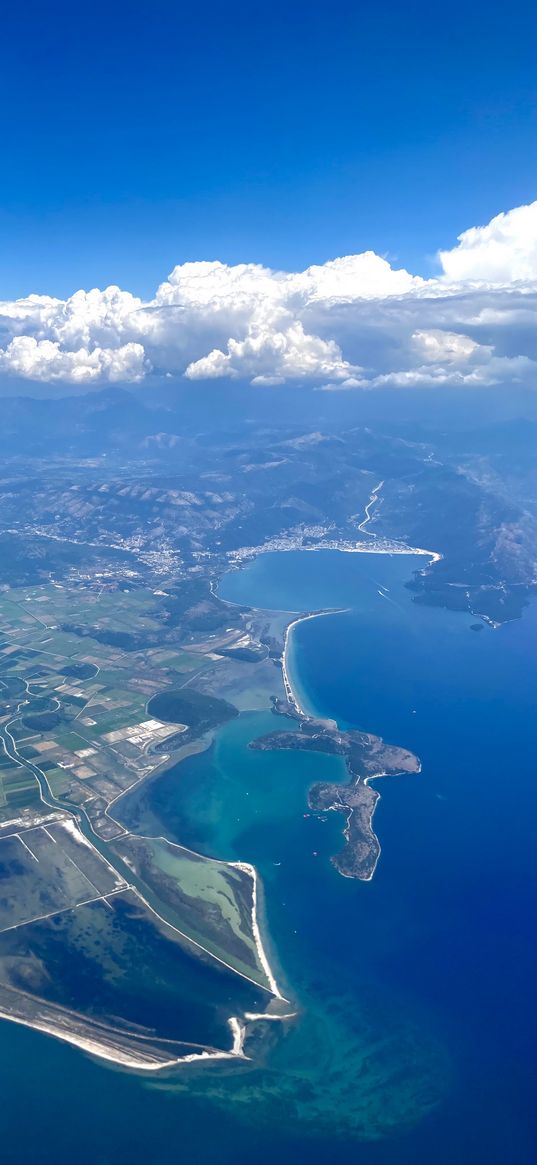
[1,549,536,1164]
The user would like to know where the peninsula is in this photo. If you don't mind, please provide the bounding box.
[250,699,420,880]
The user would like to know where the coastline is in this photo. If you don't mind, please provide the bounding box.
[281,609,345,718]
[0,850,291,1073]
[331,758,424,883]
[111,824,288,1001]
[232,859,288,1001]
[0,535,440,1071]
[279,605,422,883]
[0,723,289,1069]
[250,538,433,883]
[224,481,441,572]
[227,540,442,569]
[0,988,252,1072]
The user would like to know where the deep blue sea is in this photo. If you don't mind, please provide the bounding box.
[2,550,536,1163]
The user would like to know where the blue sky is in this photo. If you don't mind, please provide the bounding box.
[2,0,537,300]
[1,0,537,396]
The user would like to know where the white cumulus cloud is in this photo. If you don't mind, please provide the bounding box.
[185,321,359,384]
[0,336,147,383]
[438,201,537,285]
[411,329,489,364]
[1,199,537,389]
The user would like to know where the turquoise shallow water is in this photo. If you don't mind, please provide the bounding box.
[1,549,536,1163]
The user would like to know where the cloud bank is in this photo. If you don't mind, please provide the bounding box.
[2,201,537,390]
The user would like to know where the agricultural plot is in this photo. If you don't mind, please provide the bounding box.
[0,755,41,821]
[0,586,199,833]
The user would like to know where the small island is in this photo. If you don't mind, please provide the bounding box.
[250,699,420,880]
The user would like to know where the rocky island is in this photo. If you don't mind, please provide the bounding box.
[250,700,420,880]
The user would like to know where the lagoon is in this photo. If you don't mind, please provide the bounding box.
[1,549,536,1163]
